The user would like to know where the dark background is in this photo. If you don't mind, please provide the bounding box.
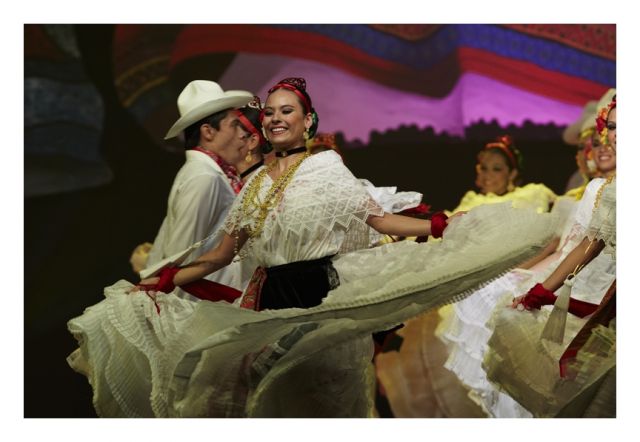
[24,25,577,417]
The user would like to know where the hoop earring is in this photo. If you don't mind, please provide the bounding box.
[245,150,253,163]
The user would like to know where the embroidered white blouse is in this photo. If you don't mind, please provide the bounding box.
[223,150,385,267]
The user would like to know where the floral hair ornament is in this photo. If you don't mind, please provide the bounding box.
[483,134,522,171]
[596,96,616,135]
[235,96,267,145]
[267,77,312,114]
[310,133,337,150]
[308,132,344,159]
[247,95,262,110]
[584,143,594,160]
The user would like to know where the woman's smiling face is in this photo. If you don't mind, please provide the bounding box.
[262,89,311,150]
[593,107,616,175]
[475,150,516,195]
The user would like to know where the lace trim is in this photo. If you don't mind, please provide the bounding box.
[585,179,615,256]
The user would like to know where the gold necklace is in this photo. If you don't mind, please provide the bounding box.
[592,173,616,213]
[241,152,310,238]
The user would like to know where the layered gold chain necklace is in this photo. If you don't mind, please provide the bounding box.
[241,151,311,238]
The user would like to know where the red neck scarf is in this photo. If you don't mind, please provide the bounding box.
[193,147,243,194]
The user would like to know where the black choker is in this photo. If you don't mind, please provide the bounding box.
[240,160,264,179]
[275,146,307,158]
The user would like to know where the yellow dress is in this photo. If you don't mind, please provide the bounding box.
[449,183,557,214]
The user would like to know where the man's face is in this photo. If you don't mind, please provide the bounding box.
[211,112,248,167]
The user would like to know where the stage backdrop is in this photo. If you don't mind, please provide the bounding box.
[113,24,615,147]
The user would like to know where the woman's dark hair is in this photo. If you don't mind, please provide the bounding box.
[267,77,319,138]
[480,135,524,185]
[183,108,231,150]
[237,106,271,154]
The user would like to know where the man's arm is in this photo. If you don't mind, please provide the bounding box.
[167,173,233,256]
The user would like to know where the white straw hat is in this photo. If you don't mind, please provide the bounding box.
[562,101,598,146]
[164,80,253,139]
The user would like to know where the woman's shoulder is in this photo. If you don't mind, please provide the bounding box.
[585,177,607,193]
[574,177,607,203]
[309,149,343,165]
[459,189,481,202]
[300,149,349,175]
[452,190,484,212]
[572,177,608,225]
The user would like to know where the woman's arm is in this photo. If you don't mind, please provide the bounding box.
[174,231,248,286]
[366,212,432,237]
[367,211,464,238]
[139,231,248,289]
[538,237,604,292]
[517,236,561,270]
[512,237,605,315]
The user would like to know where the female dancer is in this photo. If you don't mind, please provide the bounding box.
[68,78,558,417]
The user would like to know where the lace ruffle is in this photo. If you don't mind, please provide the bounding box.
[67,280,199,417]
[483,304,614,417]
[358,178,422,213]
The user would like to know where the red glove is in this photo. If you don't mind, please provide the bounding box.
[138,266,181,294]
[430,211,449,239]
[567,297,600,318]
[520,283,599,318]
[520,283,557,310]
[139,265,242,304]
[157,266,181,293]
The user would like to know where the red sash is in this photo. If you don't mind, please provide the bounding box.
[239,267,268,311]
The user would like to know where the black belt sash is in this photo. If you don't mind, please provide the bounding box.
[258,255,340,311]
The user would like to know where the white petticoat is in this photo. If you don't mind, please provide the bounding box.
[437,271,534,417]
